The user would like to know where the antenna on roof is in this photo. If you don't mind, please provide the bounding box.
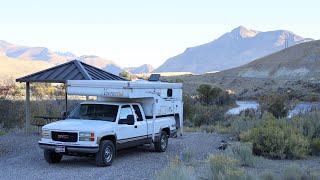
[148,74,161,81]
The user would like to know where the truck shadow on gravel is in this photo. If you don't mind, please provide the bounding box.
[56,145,162,167]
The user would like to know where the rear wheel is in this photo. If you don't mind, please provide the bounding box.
[155,131,168,152]
[44,150,63,163]
[95,140,115,167]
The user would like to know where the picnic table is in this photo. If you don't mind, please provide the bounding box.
[33,116,65,133]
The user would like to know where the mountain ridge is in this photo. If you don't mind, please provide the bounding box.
[125,64,155,74]
[0,40,125,75]
[154,26,313,74]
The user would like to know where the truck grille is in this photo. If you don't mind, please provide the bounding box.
[52,131,78,142]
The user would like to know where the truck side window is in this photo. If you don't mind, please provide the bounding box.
[119,105,133,120]
[132,105,143,121]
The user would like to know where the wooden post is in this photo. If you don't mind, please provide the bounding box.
[25,82,31,132]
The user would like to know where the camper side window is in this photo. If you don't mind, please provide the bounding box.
[119,105,133,120]
[133,105,143,121]
[167,89,173,97]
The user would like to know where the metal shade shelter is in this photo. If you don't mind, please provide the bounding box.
[16,60,127,131]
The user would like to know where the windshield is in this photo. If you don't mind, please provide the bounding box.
[68,104,119,122]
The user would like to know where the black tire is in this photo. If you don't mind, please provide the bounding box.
[155,131,168,152]
[44,150,63,163]
[95,140,115,167]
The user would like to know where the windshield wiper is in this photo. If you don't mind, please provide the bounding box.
[68,116,81,119]
[89,116,103,120]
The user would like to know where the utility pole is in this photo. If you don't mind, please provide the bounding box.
[284,33,289,49]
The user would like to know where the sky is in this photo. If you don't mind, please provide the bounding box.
[0,0,319,68]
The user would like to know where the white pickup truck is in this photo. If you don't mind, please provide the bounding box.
[39,80,183,166]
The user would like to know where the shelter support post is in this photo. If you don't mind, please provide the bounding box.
[152,98,156,142]
[25,82,31,132]
[65,88,68,114]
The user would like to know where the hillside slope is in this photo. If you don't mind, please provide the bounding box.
[217,40,320,80]
[0,56,53,79]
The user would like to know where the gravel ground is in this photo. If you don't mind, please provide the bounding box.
[1,132,320,180]
[0,132,227,180]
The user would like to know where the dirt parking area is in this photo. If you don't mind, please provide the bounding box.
[0,132,227,180]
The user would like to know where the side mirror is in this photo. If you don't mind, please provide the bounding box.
[127,115,134,125]
[118,115,135,125]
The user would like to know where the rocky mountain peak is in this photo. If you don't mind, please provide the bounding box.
[230,26,258,38]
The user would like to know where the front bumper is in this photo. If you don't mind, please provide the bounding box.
[39,143,99,153]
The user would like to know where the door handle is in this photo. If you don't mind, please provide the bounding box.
[134,125,137,128]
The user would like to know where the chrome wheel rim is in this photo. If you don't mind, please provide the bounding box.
[104,146,112,162]
[161,135,167,149]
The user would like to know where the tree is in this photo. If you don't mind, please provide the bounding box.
[0,77,15,99]
[196,84,222,105]
[119,71,131,80]
[260,95,290,118]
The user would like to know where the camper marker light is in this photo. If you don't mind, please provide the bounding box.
[79,132,95,141]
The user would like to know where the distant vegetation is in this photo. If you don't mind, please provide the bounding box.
[0,79,81,130]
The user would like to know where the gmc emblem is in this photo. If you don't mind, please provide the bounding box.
[58,135,69,139]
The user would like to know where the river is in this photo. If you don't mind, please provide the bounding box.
[227,101,320,118]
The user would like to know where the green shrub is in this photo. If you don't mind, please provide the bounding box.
[183,126,200,132]
[241,114,309,159]
[0,122,5,135]
[283,164,319,180]
[230,115,260,140]
[183,93,197,122]
[310,138,320,156]
[290,111,320,139]
[191,104,226,126]
[200,124,231,134]
[155,158,193,180]
[226,142,256,167]
[260,165,320,180]
[259,171,280,180]
[207,154,250,180]
[0,99,25,129]
[180,149,193,164]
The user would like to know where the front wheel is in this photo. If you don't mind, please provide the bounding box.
[155,131,168,152]
[44,150,63,163]
[95,140,115,167]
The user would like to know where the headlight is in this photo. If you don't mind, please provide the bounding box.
[41,130,50,139]
[79,132,95,141]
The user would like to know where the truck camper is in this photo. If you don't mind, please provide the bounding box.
[39,79,183,166]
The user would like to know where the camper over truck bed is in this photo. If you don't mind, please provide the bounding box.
[39,80,183,167]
